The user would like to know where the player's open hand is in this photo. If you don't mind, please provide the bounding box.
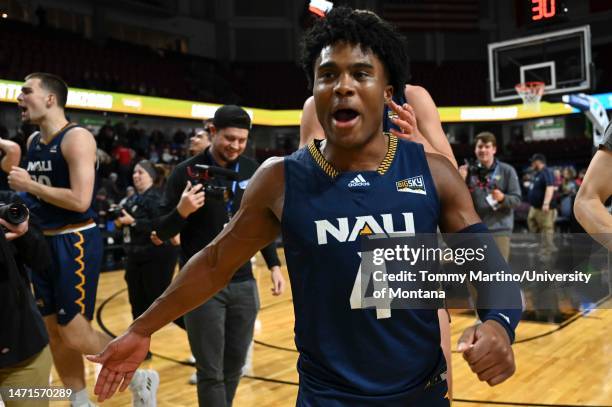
[177,181,205,218]
[457,320,515,386]
[386,100,438,155]
[386,99,416,136]
[7,166,32,192]
[86,330,151,402]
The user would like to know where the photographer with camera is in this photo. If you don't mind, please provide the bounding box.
[0,192,52,407]
[112,160,179,326]
[459,132,521,260]
[153,105,285,406]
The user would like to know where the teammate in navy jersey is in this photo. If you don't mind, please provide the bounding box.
[90,7,521,406]
[9,72,158,407]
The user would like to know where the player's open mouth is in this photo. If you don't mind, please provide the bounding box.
[19,106,28,117]
[332,109,360,128]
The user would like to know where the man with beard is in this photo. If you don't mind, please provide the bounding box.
[150,104,285,406]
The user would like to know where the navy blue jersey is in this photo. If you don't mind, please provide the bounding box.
[282,134,444,399]
[24,124,97,229]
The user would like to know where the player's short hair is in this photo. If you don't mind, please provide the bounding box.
[25,72,68,108]
[300,6,409,98]
[475,131,497,147]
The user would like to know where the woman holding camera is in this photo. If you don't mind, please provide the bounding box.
[114,160,179,322]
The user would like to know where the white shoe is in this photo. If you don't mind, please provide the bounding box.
[188,371,197,385]
[242,342,254,376]
[185,354,196,364]
[129,369,159,407]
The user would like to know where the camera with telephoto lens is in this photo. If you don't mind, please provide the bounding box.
[466,159,489,184]
[107,206,124,221]
[0,202,29,225]
[187,164,239,203]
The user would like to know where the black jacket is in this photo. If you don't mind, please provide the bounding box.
[0,191,50,368]
[121,186,176,256]
[155,148,280,282]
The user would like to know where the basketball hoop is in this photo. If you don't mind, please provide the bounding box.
[515,81,545,110]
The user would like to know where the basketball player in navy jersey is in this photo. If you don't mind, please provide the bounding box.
[9,73,158,407]
[90,8,521,406]
[299,35,458,396]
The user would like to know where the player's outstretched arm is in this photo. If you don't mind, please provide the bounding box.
[574,149,612,250]
[87,157,286,402]
[405,85,457,168]
[428,153,519,386]
[9,128,96,212]
[299,96,325,148]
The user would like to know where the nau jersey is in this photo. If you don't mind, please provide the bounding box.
[282,135,444,399]
[24,124,97,229]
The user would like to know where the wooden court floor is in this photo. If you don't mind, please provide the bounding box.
[50,252,612,407]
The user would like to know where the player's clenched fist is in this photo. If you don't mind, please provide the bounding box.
[457,320,516,386]
[8,166,33,192]
[177,181,205,218]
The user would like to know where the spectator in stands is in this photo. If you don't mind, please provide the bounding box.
[119,186,136,207]
[97,124,116,153]
[527,153,557,255]
[553,168,563,188]
[112,140,135,189]
[559,167,577,199]
[188,122,212,157]
[160,146,176,164]
[575,168,586,187]
[96,146,113,178]
[99,172,122,204]
[458,132,521,260]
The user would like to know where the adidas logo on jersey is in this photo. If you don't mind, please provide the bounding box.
[396,175,426,195]
[348,174,370,187]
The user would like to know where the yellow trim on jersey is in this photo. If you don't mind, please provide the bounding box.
[73,231,86,314]
[307,133,398,179]
[308,140,339,178]
[377,133,397,175]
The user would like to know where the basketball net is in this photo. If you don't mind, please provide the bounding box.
[515,81,545,111]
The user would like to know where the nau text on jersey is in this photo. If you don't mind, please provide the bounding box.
[314,213,415,245]
[27,160,53,172]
